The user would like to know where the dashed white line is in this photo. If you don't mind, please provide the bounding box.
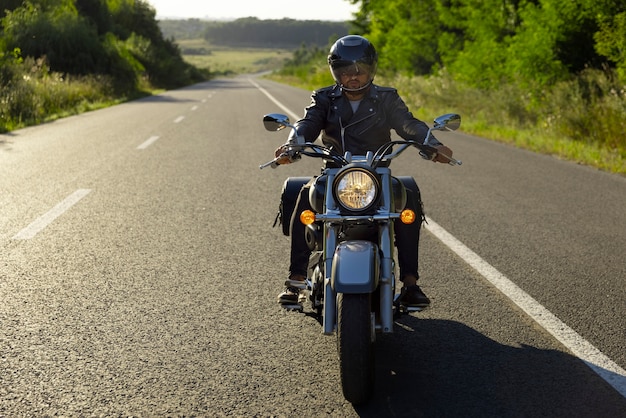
[137,135,160,150]
[424,216,626,398]
[174,116,185,123]
[13,189,92,240]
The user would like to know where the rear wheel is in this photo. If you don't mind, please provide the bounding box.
[337,293,374,405]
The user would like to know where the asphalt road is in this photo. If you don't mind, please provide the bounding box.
[1,76,625,416]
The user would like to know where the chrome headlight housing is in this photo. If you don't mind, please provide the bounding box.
[332,167,380,212]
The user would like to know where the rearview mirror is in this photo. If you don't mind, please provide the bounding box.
[433,113,461,131]
[263,113,290,131]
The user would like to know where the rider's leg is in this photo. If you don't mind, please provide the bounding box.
[278,185,312,305]
[395,186,430,307]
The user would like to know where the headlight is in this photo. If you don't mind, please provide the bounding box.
[333,168,379,212]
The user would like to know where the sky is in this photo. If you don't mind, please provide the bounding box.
[146,0,359,21]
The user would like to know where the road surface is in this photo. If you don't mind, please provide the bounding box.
[1,76,625,416]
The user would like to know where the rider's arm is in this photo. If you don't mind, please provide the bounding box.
[275,90,332,164]
[286,89,330,144]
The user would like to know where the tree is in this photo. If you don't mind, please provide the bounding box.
[354,0,626,89]
[1,2,105,75]
[367,0,442,76]
[595,11,626,82]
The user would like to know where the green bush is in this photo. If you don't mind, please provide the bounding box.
[0,0,209,132]
[546,69,626,151]
[1,2,105,75]
[595,12,626,83]
[395,70,625,173]
[0,52,116,132]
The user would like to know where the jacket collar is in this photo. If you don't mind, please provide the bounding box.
[329,83,380,101]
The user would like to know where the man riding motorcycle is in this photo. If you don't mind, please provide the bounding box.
[275,35,454,309]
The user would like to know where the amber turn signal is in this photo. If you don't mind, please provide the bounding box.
[400,209,416,224]
[300,210,316,225]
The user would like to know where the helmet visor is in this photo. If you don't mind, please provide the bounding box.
[330,62,376,85]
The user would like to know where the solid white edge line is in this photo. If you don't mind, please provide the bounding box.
[137,135,160,150]
[248,78,300,121]
[249,76,626,398]
[12,189,92,240]
[424,215,626,398]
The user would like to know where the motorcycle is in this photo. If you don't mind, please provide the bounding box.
[260,113,462,404]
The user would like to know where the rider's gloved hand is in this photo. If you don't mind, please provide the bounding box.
[274,145,301,165]
[432,145,454,164]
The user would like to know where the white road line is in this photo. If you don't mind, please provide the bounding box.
[424,216,626,398]
[250,77,626,398]
[174,116,185,123]
[137,135,160,150]
[248,78,300,120]
[13,189,92,240]
[191,105,199,111]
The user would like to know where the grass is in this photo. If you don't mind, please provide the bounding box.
[177,39,292,75]
[393,73,626,175]
[0,57,154,132]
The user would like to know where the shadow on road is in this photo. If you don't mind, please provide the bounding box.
[0,132,17,146]
[352,316,626,417]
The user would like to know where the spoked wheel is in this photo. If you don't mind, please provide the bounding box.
[337,293,374,405]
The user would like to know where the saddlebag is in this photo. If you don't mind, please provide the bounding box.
[275,177,312,236]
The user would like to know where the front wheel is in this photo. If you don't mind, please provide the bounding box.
[337,293,374,405]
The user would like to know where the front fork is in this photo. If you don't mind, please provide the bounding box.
[322,227,337,335]
[378,221,395,333]
[322,222,395,335]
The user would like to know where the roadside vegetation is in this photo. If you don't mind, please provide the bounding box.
[1,0,623,175]
[0,0,207,132]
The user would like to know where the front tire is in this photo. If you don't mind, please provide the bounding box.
[337,293,374,405]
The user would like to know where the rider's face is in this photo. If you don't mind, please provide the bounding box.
[340,69,370,90]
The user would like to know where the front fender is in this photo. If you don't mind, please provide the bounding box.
[331,240,379,293]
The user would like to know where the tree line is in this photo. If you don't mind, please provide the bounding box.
[0,0,203,92]
[353,0,626,89]
[159,17,350,48]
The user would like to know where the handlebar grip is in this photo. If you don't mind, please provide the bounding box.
[259,159,279,169]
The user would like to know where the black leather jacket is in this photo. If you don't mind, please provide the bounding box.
[290,83,441,156]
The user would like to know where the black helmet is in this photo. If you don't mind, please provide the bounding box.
[328,35,378,92]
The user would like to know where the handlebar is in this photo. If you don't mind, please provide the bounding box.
[259,159,280,169]
[259,140,461,169]
[260,112,462,169]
